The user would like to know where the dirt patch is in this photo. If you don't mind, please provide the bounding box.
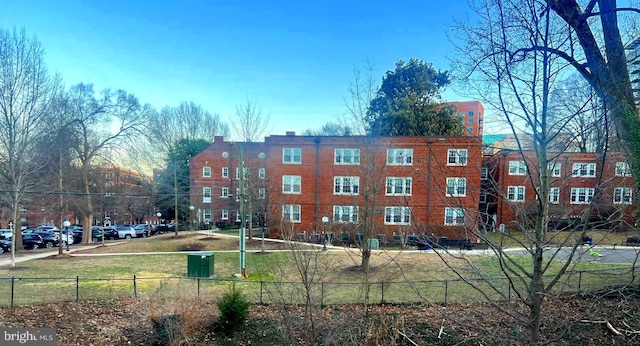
[198,236,220,242]
[47,253,74,259]
[178,244,207,251]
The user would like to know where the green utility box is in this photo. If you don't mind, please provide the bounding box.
[367,238,379,250]
[187,252,215,278]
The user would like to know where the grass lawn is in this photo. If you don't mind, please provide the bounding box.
[0,232,633,306]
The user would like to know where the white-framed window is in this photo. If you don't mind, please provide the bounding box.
[283,148,302,164]
[481,167,488,180]
[222,167,229,178]
[221,187,229,198]
[548,162,561,177]
[570,187,594,204]
[572,163,596,177]
[221,209,228,220]
[202,167,211,177]
[384,206,411,225]
[444,208,465,225]
[615,162,632,176]
[282,175,301,194]
[447,149,468,166]
[333,206,359,223]
[258,167,266,179]
[203,209,212,222]
[334,176,360,195]
[446,177,467,197]
[614,187,633,204]
[258,188,266,199]
[385,177,412,196]
[507,186,525,202]
[479,190,487,203]
[235,211,241,222]
[508,161,527,175]
[203,187,212,203]
[235,167,249,180]
[282,205,301,223]
[549,188,560,204]
[235,188,240,200]
[387,148,413,165]
[335,148,361,165]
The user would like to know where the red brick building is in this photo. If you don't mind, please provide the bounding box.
[190,133,484,241]
[449,101,485,137]
[484,150,637,230]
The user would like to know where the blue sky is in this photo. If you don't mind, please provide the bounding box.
[1,0,480,137]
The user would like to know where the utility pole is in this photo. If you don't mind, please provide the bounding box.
[174,163,179,236]
[238,142,247,278]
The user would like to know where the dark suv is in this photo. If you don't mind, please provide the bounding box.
[22,234,44,250]
[33,231,59,248]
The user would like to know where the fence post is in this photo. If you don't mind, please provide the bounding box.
[444,281,448,306]
[11,276,15,308]
[76,276,79,302]
[321,282,325,307]
[578,271,583,293]
[197,278,201,297]
[508,282,511,301]
[381,282,385,304]
[260,281,263,305]
[133,274,137,298]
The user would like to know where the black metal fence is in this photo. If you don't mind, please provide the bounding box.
[0,267,636,307]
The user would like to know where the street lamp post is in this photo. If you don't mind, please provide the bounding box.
[156,212,162,233]
[322,216,329,251]
[63,220,71,252]
[189,205,195,236]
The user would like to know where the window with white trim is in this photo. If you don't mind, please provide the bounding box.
[507,186,525,201]
[385,177,412,196]
[221,187,229,198]
[334,176,360,194]
[258,188,266,199]
[333,206,359,223]
[614,187,633,204]
[235,211,241,222]
[548,162,561,177]
[258,167,266,179]
[235,167,249,180]
[447,149,468,166]
[570,187,594,204]
[481,167,488,180]
[444,208,465,225]
[508,161,527,175]
[282,175,301,193]
[615,162,632,176]
[202,167,211,177]
[572,163,596,177]
[446,177,467,197]
[222,167,229,178]
[384,207,411,225]
[203,209,212,222]
[203,187,212,203]
[386,148,413,165]
[334,148,361,165]
[549,188,560,204]
[283,148,301,164]
[479,190,487,203]
[282,205,301,223]
[221,209,228,220]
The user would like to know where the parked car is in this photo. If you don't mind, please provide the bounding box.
[22,234,44,250]
[0,239,11,254]
[113,225,136,239]
[102,227,119,240]
[153,224,174,234]
[0,229,13,240]
[134,224,151,238]
[90,227,104,243]
[36,225,59,232]
[68,226,84,244]
[54,229,74,245]
[33,231,59,248]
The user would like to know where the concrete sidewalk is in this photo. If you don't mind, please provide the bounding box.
[0,244,105,267]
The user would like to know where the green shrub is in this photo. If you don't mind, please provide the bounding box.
[217,284,251,334]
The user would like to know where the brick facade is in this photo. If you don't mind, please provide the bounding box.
[484,150,637,230]
[190,133,483,241]
[449,101,484,137]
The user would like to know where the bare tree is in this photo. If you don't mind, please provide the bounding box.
[445,0,636,342]
[232,98,270,142]
[343,62,377,135]
[148,101,229,157]
[0,28,58,262]
[60,83,152,243]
